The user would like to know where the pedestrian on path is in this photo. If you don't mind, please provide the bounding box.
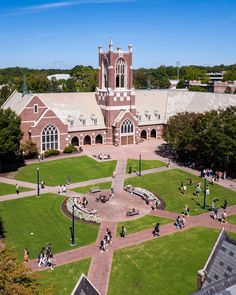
[213,207,219,220]
[112,171,116,178]
[223,199,227,210]
[16,183,19,195]
[121,225,126,238]
[66,176,71,185]
[99,238,108,252]
[153,223,160,237]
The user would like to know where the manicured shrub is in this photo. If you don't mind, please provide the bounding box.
[63,144,77,154]
[44,149,60,158]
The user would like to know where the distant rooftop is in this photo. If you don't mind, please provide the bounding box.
[47,74,71,81]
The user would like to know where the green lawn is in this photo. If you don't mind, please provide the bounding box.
[116,214,173,236]
[124,169,236,215]
[0,194,99,258]
[72,181,112,194]
[38,258,91,295]
[0,182,31,196]
[126,159,166,173]
[14,156,117,186]
[109,227,220,295]
[228,214,236,225]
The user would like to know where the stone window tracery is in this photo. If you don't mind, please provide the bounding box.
[42,124,59,151]
[121,119,134,134]
[116,58,126,88]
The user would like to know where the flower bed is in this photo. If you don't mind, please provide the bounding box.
[66,198,101,224]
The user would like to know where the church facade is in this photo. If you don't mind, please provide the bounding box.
[3,41,236,152]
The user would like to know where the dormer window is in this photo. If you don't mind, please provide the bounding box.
[137,115,142,121]
[82,119,87,126]
[34,104,38,113]
[147,115,152,121]
[94,118,98,125]
[70,120,75,127]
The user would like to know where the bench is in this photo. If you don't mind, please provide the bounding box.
[127,209,140,217]
[90,188,101,194]
[74,203,98,215]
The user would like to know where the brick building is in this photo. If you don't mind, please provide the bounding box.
[2,41,236,152]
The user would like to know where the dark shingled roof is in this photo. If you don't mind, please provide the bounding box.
[71,274,101,295]
[192,229,236,295]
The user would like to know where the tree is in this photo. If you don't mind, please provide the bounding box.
[0,108,23,170]
[0,216,5,239]
[71,65,97,92]
[0,247,50,295]
[223,70,236,81]
[21,140,39,159]
[158,76,170,89]
[189,85,206,92]
[224,87,232,94]
[176,79,185,89]
[163,107,236,176]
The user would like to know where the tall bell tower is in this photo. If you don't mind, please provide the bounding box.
[96,40,136,145]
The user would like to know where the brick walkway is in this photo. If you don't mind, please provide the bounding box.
[1,140,236,294]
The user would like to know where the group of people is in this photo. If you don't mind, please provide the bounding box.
[98,154,111,160]
[58,184,67,194]
[75,196,89,208]
[175,214,186,229]
[38,243,54,270]
[99,228,112,252]
[201,168,226,183]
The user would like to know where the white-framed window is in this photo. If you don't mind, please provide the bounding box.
[34,104,38,113]
[70,120,75,127]
[41,124,59,151]
[121,119,134,134]
[82,119,87,126]
[94,118,98,125]
[116,58,126,88]
[147,114,152,121]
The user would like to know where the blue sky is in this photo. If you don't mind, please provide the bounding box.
[1,0,236,69]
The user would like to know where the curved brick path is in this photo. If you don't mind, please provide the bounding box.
[1,140,236,294]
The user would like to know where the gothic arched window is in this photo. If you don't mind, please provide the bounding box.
[103,58,109,88]
[115,58,126,88]
[121,119,134,134]
[41,124,59,151]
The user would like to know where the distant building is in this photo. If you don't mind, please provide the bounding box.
[214,81,236,94]
[47,74,71,81]
[207,72,224,83]
[2,41,236,152]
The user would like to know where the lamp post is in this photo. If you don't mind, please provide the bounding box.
[203,176,207,209]
[139,154,142,177]
[71,200,75,246]
[37,168,40,197]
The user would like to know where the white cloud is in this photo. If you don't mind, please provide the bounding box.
[8,0,136,16]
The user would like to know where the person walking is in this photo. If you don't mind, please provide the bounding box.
[121,225,126,238]
[153,223,160,237]
[16,183,19,195]
[223,200,228,210]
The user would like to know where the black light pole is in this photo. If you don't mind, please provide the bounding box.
[71,201,75,246]
[37,168,40,197]
[139,154,142,177]
[203,176,207,209]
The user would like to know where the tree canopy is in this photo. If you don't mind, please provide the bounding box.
[0,108,23,170]
[0,247,50,295]
[163,107,236,177]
